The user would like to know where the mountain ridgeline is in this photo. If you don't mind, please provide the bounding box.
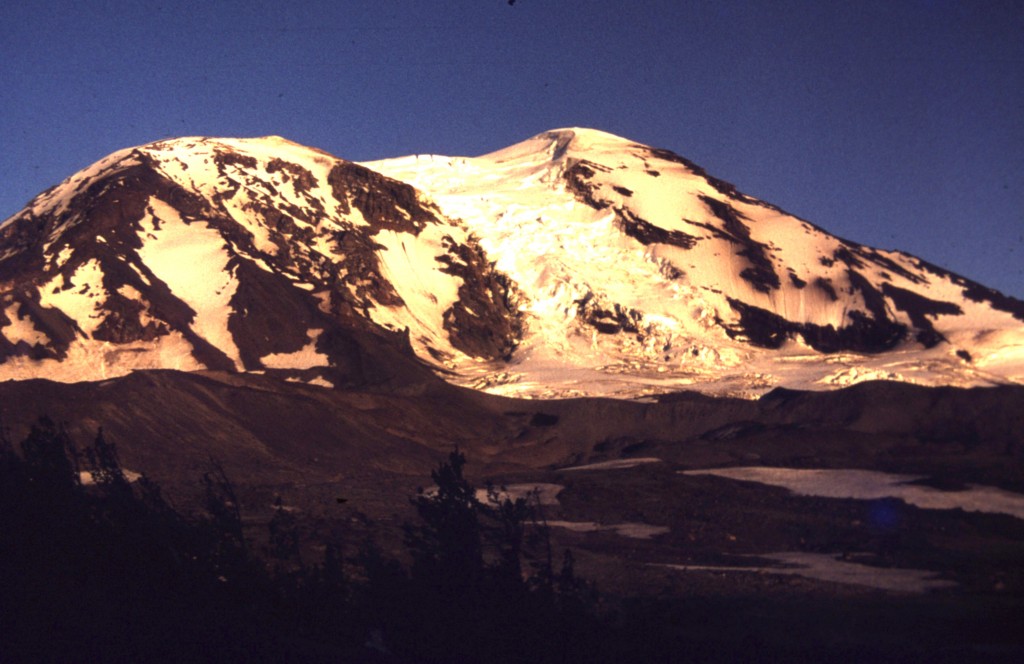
[1,129,1022,396]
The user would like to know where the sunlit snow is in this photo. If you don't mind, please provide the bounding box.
[260,329,328,369]
[1,302,50,347]
[137,196,242,369]
[39,258,108,336]
[368,226,465,359]
[0,334,203,382]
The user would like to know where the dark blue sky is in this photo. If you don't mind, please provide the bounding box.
[3,0,1022,297]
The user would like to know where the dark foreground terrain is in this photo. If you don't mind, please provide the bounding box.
[2,371,1023,661]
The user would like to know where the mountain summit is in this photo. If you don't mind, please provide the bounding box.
[2,129,1022,396]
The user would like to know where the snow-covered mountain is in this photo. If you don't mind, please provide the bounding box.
[2,128,1022,397]
[0,136,519,391]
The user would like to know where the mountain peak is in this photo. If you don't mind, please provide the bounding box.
[480,127,637,165]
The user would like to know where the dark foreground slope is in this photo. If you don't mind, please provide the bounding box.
[2,371,1023,660]
[3,371,1022,541]
[3,371,1021,495]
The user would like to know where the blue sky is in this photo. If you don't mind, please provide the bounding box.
[2,0,1022,297]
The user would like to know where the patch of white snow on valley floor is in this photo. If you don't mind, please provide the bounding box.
[658,552,956,593]
[547,521,670,539]
[681,467,1024,520]
[80,469,143,485]
[475,483,564,507]
[561,458,663,472]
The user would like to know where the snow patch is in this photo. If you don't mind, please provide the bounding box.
[80,469,143,485]
[364,226,465,361]
[659,552,956,593]
[260,330,328,369]
[0,334,203,382]
[137,197,242,369]
[547,520,669,539]
[817,366,913,387]
[561,458,663,472]
[39,259,108,336]
[2,303,51,346]
[681,467,1024,520]
[476,483,564,507]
